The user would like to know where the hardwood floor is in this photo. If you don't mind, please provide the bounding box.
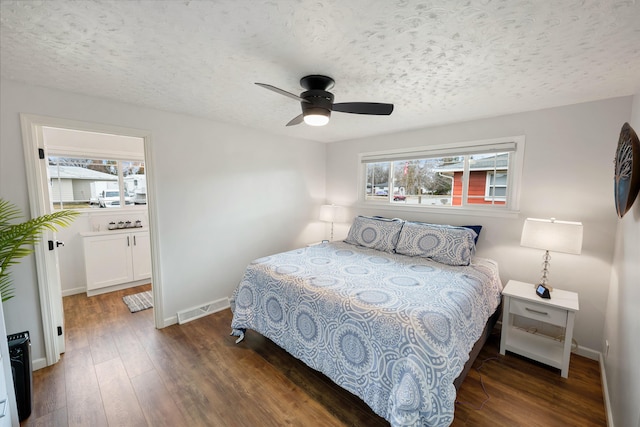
[22,284,606,426]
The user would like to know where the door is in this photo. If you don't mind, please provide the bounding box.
[20,114,162,368]
[19,116,67,364]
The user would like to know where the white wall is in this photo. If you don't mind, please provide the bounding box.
[326,97,632,355]
[0,79,326,363]
[603,93,640,427]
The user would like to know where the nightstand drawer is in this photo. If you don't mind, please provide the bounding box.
[509,299,567,327]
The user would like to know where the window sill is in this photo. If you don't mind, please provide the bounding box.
[355,201,520,219]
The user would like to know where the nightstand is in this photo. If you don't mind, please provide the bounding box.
[499,280,579,378]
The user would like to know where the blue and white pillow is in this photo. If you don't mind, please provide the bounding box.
[344,216,404,253]
[395,222,477,266]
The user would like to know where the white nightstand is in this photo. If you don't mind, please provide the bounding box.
[499,280,579,378]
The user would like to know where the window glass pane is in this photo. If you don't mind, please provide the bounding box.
[490,172,508,185]
[122,160,146,205]
[490,187,507,197]
[365,162,390,200]
[472,152,510,205]
[391,157,461,205]
[48,156,120,210]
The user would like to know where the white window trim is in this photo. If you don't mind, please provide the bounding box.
[358,136,525,216]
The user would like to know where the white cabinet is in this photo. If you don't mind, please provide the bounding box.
[499,280,579,378]
[83,230,151,292]
[131,231,151,281]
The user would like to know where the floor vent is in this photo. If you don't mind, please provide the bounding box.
[177,297,230,325]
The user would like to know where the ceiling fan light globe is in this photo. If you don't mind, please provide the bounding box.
[302,106,331,126]
[304,114,330,126]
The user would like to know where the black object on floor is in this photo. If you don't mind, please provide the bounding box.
[8,331,32,421]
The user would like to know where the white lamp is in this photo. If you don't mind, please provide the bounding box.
[520,218,583,291]
[319,204,344,241]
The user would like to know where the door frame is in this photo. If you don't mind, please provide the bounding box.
[20,113,164,366]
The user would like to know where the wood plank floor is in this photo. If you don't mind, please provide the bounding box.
[22,284,607,426]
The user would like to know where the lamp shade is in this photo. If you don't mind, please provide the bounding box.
[319,205,344,223]
[520,218,583,255]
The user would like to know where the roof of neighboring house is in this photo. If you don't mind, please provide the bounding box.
[436,153,509,173]
[48,165,117,180]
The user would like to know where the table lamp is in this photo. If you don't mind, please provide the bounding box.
[520,218,583,291]
[319,204,345,241]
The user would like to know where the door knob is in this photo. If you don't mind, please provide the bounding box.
[48,240,65,250]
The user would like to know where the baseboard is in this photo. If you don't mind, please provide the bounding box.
[86,279,149,297]
[177,298,230,325]
[32,357,47,371]
[62,287,86,297]
[574,345,600,361]
[599,354,615,427]
[163,315,178,327]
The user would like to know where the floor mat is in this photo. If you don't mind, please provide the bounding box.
[122,290,153,313]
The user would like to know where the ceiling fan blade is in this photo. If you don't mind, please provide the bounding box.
[286,114,304,127]
[255,83,309,103]
[332,102,394,115]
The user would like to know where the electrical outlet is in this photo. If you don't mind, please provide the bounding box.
[605,339,610,358]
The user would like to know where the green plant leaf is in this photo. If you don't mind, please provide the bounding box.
[0,198,79,302]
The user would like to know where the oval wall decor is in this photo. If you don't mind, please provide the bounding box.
[614,122,640,218]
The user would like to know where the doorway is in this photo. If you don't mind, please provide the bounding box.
[20,114,163,367]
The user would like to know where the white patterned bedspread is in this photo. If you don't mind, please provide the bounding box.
[230,242,502,427]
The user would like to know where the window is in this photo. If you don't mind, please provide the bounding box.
[361,137,524,211]
[48,155,145,210]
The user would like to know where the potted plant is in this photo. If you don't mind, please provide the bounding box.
[0,198,78,302]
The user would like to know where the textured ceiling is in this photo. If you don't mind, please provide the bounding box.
[2,0,640,143]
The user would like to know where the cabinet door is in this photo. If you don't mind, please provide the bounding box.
[131,231,152,281]
[84,234,133,290]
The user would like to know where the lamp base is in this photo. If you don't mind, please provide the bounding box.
[534,250,554,292]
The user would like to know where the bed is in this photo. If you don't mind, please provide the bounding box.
[230,217,502,427]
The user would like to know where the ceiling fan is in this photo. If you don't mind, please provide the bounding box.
[255,75,394,127]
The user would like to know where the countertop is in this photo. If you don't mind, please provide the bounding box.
[80,227,147,237]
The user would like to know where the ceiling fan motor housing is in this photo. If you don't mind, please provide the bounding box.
[301,90,334,117]
[300,75,335,91]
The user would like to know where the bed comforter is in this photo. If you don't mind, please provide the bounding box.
[230,241,502,426]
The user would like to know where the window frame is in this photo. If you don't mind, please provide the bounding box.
[358,136,525,216]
